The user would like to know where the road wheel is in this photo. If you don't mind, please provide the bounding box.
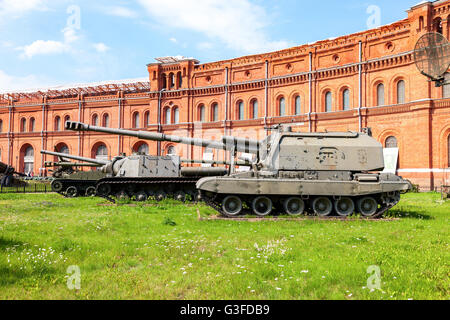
[284,197,305,216]
[174,191,187,202]
[51,180,64,193]
[334,197,355,217]
[65,186,78,198]
[222,196,243,217]
[357,197,378,217]
[97,184,111,196]
[155,190,167,201]
[85,186,97,197]
[134,191,148,202]
[312,197,333,217]
[252,196,273,217]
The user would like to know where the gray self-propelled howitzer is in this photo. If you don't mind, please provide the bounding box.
[65,121,411,217]
[0,161,27,188]
[42,142,237,202]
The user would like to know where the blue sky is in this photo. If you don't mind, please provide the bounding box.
[0,0,420,92]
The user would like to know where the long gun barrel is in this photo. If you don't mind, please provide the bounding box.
[40,150,109,166]
[44,161,102,168]
[0,161,25,176]
[181,159,252,167]
[65,121,260,154]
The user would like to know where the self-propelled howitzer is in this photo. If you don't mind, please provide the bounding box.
[65,121,411,217]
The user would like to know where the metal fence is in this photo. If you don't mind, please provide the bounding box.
[0,180,53,194]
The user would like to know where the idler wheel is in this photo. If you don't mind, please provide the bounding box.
[134,191,148,202]
[65,186,78,198]
[312,197,333,216]
[155,190,167,201]
[174,191,186,202]
[51,180,64,193]
[334,197,355,217]
[357,197,378,217]
[222,196,243,216]
[283,197,305,216]
[85,186,97,197]
[252,196,273,217]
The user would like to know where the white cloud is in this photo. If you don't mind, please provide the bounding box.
[18,40,69,59]
[169,37,177,43]
[93,43,110,53]
[104,6,138,18]
[137,0,291,53]
[0,0,48,19]
[197,42,213,50]
[0,70,54,93]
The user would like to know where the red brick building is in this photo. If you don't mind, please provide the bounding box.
[1,1,450,190]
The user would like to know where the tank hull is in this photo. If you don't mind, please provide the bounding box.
[197,174,412,218]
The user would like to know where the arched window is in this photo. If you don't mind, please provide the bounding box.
[167,145,176,155]
[91,114,98,126]
[59,145,69,154]
[279,97,286,116]
[144,111,150,127]
[419,16,424,31]
[433,17,443,34]
[133,112,140,128]
[102,114,109,127]
[29,117,35,132]
[177,72,182,88]
[161,73,167,90]
[23,146,34,174]
[165,108,171,125]
[385,136,398,148]
[54,116,61,131]
[377,83,385,106]
[169,73,175,89]
[211,103,219,122]
[238,101,244,120]
[295,96,301,115]
[325,91,332,112]
[397,80,405,104]
[20,118,26,132]
[0,120,3,132]
[343,89,350,110]
[251,100,258,119]
[173,107,179,124]
[137,143,149,155]
[63,116,70,130]
[198,104,206,122]
[448,135,450,168]
[95,144,108,162]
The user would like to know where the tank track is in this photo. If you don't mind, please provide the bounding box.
[96,178,201,203]
[201,192,396,220]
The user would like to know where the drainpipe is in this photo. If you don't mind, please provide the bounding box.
[40,98,46,174]
[78,95,83,156]
[117,93,122,155]
[7,100,13,166]
[224,67,229,137]
[157,88,166,156]
[264,60,269,130]
[358,41,363,132]
[308,52,313,132]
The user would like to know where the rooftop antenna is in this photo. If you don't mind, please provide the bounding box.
[414,32,450,87]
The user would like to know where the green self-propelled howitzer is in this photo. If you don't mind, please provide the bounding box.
[0,161,26,187]
[65,121,412,218]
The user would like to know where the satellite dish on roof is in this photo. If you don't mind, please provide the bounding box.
[414,32,450,87]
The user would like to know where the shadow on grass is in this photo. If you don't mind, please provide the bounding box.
[0,266,58,286]
[385,209,434,220]
[0,237,26,252]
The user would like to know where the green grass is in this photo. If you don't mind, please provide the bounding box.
[0,192,448,300]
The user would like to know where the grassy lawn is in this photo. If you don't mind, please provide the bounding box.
[0,192,448,300]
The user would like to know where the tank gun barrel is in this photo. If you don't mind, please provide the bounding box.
[65,121,260,155]
[181,159,252,167]
[44,161,102,168]
[40,150,109,166]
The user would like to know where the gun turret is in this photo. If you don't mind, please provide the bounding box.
[65,121,260,155]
